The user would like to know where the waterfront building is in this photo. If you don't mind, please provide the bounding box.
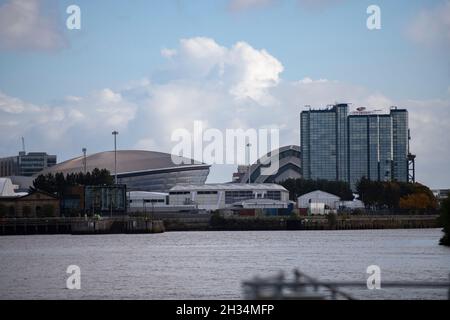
[300,104,413,189]
[232,145,302,183]
[61,184,127,216]
[127,191,169,212]
[0,152,57,177]
[297,190,340,210]
[38,150,210,193]
[0,190,60,218]
[169,183,289,211]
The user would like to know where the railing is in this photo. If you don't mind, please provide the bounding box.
[242,269,450,300]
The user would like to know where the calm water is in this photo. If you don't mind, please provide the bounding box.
[0,229,449,300]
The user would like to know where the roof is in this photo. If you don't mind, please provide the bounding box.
[170,183,288,192]
[0,178,18,197]
[36,150,210,177]
[297,190,341,200]
[128,191,169,197]
[0,189,56,200]
[239,145,301,183]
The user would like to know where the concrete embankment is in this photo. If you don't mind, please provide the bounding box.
[209,215,441,231]
[0,214,441,235]
[151,213,440,231]
[0,217,165,236]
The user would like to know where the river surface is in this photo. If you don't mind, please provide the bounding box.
[0,229,449,300]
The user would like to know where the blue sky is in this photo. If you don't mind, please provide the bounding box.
[0,0,449,187]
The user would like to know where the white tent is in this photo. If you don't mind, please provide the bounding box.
[0,178,22,197]
[297,190,340,209]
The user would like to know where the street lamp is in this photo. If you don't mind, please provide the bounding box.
[82,148,87,174]
[246,143,252,184]
[112,131,119,184]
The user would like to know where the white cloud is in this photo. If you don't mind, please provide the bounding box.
[160,48,177,58]
[0,87,137,155]
[0,0,66,51]
[407,1,450,48]
[163,37,283,104]
[0,37,448,187]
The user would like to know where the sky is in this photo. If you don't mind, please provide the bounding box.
[0,0,449,188]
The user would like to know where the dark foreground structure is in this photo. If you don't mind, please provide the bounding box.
[0,217,164,235]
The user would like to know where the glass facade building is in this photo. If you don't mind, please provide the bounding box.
[300,105,410,189]
[0,152,57,177]
[300,104,348,181]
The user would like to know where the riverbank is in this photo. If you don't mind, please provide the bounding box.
[155,213,440,232]
[0,214,440,235]
[0,217,165,236]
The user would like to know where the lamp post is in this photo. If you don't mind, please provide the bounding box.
[82,148,87,174]
[246,143,252,184]
[112,131,119,184]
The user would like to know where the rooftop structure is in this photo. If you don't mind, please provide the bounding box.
[234,145,302,184]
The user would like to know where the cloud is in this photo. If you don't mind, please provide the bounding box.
[0,87,137,155]
[0,0,66,51]
[0,37,449,187]
[162,37,283,104]
[407,1,450,48]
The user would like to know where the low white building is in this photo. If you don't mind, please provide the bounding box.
[127,191,168,212]
[297,190,340,210]
[169,183,289,211]
[0,178,27,197]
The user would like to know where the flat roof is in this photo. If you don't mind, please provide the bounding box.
[170,183,288,192]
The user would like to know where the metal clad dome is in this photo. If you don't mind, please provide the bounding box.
[36,150,210,193]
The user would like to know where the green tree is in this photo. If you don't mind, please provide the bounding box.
[32,168,113,196]
[439,193,450,246]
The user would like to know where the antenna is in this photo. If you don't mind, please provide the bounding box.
[21,137,25,153]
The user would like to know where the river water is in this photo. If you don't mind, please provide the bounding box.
[0,229,449,300]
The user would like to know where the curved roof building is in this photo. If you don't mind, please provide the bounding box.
[37,150,210,192]
[235,145,301,184]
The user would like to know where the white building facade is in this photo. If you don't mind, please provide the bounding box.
[169,183,289,211]
[297,190,340,210]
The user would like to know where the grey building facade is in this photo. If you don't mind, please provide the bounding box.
[300,104,411,189]
[0,152,57,177]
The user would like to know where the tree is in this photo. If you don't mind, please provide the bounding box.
[399,193,437,211]
[32,168,113,196]
[439,193,450,246]
[356,178,437,213]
